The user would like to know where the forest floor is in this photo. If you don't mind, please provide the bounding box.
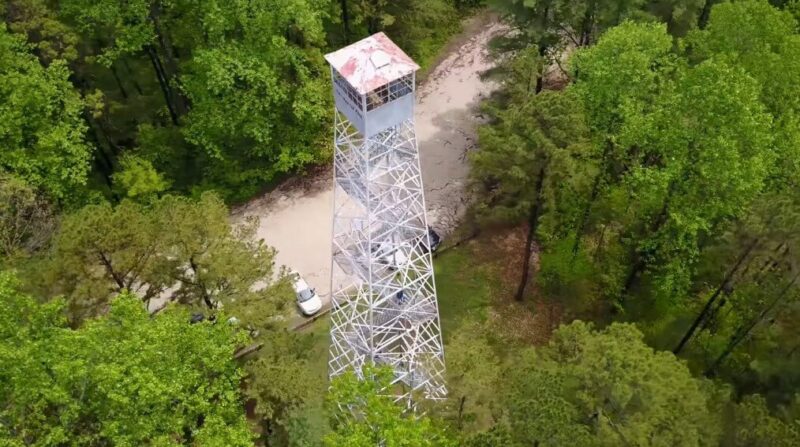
[232,14,508,313]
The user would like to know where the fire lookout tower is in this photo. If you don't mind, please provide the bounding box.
[325,33,446,403]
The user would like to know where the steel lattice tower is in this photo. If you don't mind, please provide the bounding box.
[324,33,446,403]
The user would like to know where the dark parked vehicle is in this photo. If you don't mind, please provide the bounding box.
[421,227,441,253]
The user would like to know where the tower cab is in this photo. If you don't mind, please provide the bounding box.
[324,32,420,138]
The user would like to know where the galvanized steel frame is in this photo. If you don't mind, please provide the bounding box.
[328,103,447,405]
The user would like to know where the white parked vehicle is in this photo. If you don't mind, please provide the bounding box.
[291,272,323,316]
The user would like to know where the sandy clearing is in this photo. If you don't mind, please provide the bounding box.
[232,17,506,309]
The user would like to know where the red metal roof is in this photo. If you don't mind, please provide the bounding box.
[324,32,420,95]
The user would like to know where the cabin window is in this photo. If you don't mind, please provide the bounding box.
[333,70,363,118]
[366,74,413,111]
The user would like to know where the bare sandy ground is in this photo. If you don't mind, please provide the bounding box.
[232,17,507,307]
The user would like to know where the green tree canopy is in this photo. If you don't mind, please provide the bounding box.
[59,0,155,65]
[723,394,800,446]
[686,0,800,185]
[0,272,253,445]
[490,0,648,53]
[2,0,80,64]
[45,192,288,322]
[444,321,502,432]
[178,0,331,200]
[325,365,457,446]
[111,154,170,200]
[502,321,723,446]
[474,89,593,300]
[0,25,91,201]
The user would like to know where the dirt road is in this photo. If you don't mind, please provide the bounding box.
[233,17,506,306]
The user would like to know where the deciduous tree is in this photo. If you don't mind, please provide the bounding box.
[723,395,800,446]
[0,25,92,201]
[2,0,79,64]
[491,0,648,54]
[0,273,253,445]
[325,365,457,446]
[179,0,331,200]
[502,321,723,446]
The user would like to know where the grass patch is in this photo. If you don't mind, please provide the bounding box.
[297,316,331,442]
[434,244,500,338]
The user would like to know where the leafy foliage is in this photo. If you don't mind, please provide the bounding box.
[0,175,55,262]
[474,86,594,299]
[501,322,723,446]
[243,330,318,445]
[2,0,80,64]
[685,0,800,185]
[723,395,800,446]
[0,273,253,446]
[180,0,331,200]
[43,193,289,322]
[5,0,800,444]
[443,321,502,432]
[474,89,592,227]
[112,154,170,200]
[325,365,457,446]
[331,0,461,68]
[0,25,91,201]
[469,3,800,444]
[490,0,649,60]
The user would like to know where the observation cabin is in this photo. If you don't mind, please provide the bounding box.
[324,32,419,138]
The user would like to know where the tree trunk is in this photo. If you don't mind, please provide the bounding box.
[751,243,789,283]
[457,395,467,430]
[109,64,128,99]
[367,1,381,35]
[151,7,178,79]
[533,37,547,94]
[98,252,125,290]
[571,176,600,260]
[526,59,538,98]
[260,418,273,446]
[150,4,187,115]
[515,166,546,302]
[620,186,672,297]
[673,237,761,354]
[122,58,144,95]
[234,342,264,359]
[592,224,607,261]
[93,155,114,192]
[71,72,119,196]
[145,44,179,125]
[705,272,800,376]
[700,295,730,334]
[571,140,612,262]
[82,111,115,189]
[698,0,714,29]
[578,2,595,46]
[189,256,215,309]
[340,0,351,44]
[515,211,537,302]
[621,257,647,297]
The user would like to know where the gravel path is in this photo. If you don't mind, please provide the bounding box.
[233,17,506,309]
